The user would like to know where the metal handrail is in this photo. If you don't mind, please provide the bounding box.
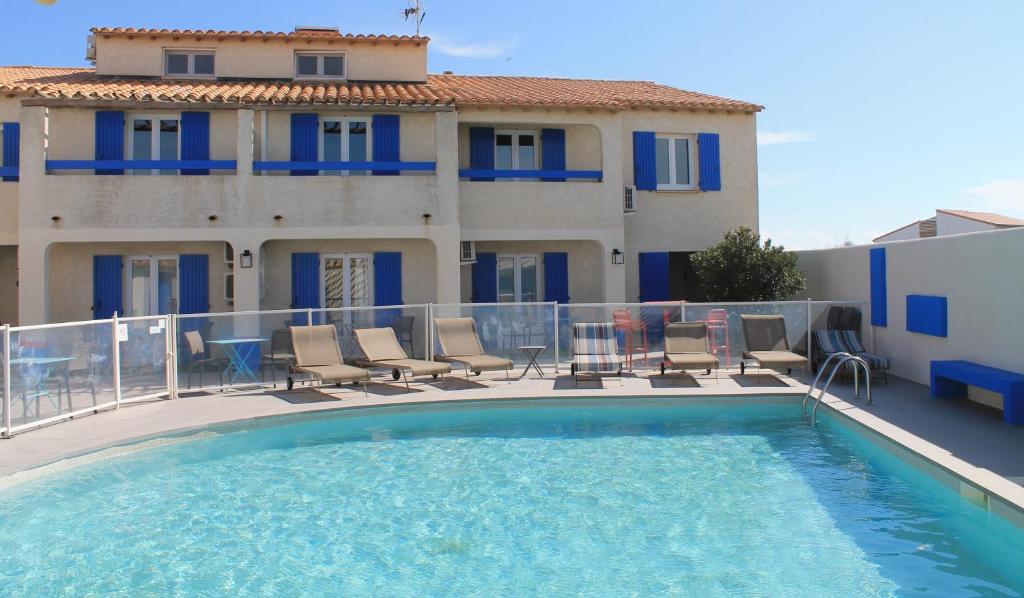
[802,353,873,424]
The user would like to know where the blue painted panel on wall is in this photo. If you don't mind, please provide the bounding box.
[869,247,887,327]
[906,295,947,337]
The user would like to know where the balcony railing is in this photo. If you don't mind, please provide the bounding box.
[0,166,18,180]
[253,161,436,174]
[46,160,237,173]
[459,169,602,181]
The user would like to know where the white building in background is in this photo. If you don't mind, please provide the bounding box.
[874,209,1024,243]
[0,25,762,325]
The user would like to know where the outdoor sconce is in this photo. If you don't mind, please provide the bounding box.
[612,248,624,265]
[240,250,253,269]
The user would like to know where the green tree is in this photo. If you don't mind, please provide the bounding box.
[690,227,806,301]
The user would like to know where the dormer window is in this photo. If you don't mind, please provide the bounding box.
[164,49,215,78]
[295,52,346,80]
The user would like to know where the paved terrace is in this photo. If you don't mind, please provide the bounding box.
[1,369,1022,515]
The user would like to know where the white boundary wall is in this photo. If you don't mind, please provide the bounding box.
[796,227,1024,386]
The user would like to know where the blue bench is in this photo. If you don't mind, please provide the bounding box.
[931,360,1024,425]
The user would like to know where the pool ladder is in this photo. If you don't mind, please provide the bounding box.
[802,352,872,424]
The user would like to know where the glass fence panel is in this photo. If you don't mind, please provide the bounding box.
[120,317,170,403]
[8,322,116,430]
[678,302,809,369]
[557,303,682,370]
[432,303,558,367]
[176,310,306,391]
[316,306,431,365]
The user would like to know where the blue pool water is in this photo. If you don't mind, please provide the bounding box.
[1,399,1022,596]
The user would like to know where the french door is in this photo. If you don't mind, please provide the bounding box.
[127,255,179,316]
[497,254,540,303]
[322,254,373,323]
[495,129,538,181]
[128,115,180,175]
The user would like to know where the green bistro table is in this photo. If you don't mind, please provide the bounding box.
[207,338,267,385]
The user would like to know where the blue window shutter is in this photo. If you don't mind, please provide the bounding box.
[290,113,318,176]
[373,252,403,327]
[2,123,19,182]
[633,131,656,191]
[181,112,210,175]
[697,132,721,191]
[371,114,400,176]
[94,111,125,175]
[638,252,669,302]
[472,253,497,302]
[541,128,566,182]
[869,247,887,327]
[543,252,570,303]
[291,253,321,310]
[469,127,495,182]
[92,255,123,319]
[373,252,403,306]
[178,254,209,314]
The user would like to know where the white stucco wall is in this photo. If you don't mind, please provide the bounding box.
[95,36,428,82]
[935,212,999,236]
[260,238,438,310]
[47,241,232,323]
[621,109,759,301]
[796,227,1024,387]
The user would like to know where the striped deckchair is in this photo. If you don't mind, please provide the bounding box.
[571,323,623,385]
[813,329,891,382]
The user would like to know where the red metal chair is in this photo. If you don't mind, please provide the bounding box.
[705,309,730,365]
[613,309,649,370]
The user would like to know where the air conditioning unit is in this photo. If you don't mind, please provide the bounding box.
[85,35,97,63]
[623,186,637,214]
[460,241,477,263]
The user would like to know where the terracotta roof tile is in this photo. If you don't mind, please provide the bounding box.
[90,27,428,44]
[0,67,761,111]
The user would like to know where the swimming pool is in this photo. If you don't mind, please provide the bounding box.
[0,398,1021,595]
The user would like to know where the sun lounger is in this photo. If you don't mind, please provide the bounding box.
[434,317,513,380]
[354,327,451,389]
[661,322,719,377]
[740,314,807,375]
[571,322,623,385]
[287,325,370,394]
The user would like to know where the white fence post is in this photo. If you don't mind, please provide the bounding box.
[166,314,177,400]
[680,300,686,322]
[112,313,122,408]
[806,298,813,372]
[2,324,11,438]
[552,302,560,373]
[426,303,434,361]
[307,308,314,326]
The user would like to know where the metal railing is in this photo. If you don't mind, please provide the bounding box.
[1,299,866,438]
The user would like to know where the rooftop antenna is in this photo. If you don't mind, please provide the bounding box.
[402,0,426,36]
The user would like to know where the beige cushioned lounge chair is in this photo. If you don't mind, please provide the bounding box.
[661,322,719,377]
[739,315,807,375]
[354,327,451,389]
[434,317,513,380]
[287,325,370,394]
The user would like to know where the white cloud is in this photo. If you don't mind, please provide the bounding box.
[757,131,817,146]
[965,178,1024,214]
[432,36,517,59]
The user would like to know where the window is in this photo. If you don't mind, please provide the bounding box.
[655,134,696,190]
[295,52,346,79]
[497,254,541,303]
[128,115,180,175]
[320,118,370,175]
[127,255,179,316]
[495,130,538,181]
[164,50,215,78]
[322,254,373,325]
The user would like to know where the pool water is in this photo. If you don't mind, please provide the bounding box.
[1,399,1022,596]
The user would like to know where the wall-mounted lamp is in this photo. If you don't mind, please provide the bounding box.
[240,249,253,269]
[611,248,624,265]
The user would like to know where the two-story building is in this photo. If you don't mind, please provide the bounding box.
[0,26,761,325]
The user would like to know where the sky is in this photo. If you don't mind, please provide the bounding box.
[3,0,1023,249]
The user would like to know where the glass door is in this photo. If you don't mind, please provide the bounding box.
[322,254,374,324]
[495,130,538,181]
[496,254,540,303]
[129,115,180,175]
[127,255,179,316]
